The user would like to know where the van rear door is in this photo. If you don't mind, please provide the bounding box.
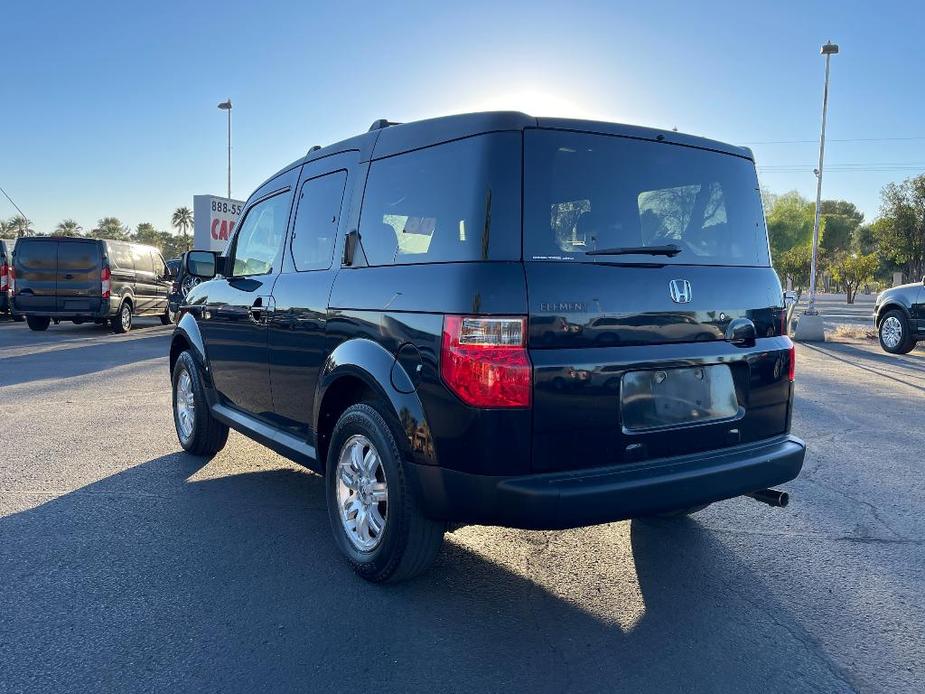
[523,128,792,473]
[12,238,58,313]
[55,240,102,313]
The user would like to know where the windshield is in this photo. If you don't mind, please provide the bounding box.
[524,130,770,266]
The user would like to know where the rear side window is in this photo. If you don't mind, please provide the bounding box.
[290,171,347,271]
[131,246,155,273]
[109,243,133,270]
[358,132,521,265]
[525,130,770,266]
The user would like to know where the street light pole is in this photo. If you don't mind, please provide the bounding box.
[217,99,233,200]
[807,42,839,315]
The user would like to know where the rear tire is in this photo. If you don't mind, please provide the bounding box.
[172,351,229,456]
[26,316,50,331]
[111,302,133,333]
[326,402,445,583]
[879,309,916,354]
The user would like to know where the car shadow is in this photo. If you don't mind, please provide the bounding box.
[0,453,856,693]
[801,341,925,392]
[0,331,170,387]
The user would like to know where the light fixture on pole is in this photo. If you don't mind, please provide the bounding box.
[795,41,838,342]
[217,99,232,200]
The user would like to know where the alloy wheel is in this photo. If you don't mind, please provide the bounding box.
[335,434,389,552]
[882,315,902,349]
[175,370,195,440]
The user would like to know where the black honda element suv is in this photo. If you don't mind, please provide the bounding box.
[170,112,804,582]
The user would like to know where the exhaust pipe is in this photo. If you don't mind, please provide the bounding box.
[746,488,789,508]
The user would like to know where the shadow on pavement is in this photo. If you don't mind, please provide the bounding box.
[0,453,855,693]
[0,332,169,387]
[801,341,925,392]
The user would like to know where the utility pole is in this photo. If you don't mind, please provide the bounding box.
[217,99,233,200]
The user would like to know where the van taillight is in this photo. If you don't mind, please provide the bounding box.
[7,265,14,294]
[787,338,795,382]
[0,262,7,292]
[440,316,531,408]
[101,266,111,299]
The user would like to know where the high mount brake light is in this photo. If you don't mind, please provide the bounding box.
[440,316,531,408]
[101,266,111,299]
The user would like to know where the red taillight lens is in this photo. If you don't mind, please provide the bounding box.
[101,266,111,299]
[0,262,7,292]
[8,265,15,294]
[786,338,795,382]
[440,315,532,408]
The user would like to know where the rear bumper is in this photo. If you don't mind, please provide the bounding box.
[10,298,115,319]
[407,435,805,529]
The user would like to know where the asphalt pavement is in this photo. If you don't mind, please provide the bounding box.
[0,319,922,693]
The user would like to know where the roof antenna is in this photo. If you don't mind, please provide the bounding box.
[368,119,400,131]
[307,145,322,155]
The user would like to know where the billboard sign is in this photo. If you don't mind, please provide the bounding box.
[193,195,245,252]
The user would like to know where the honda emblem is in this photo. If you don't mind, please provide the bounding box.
[669,279,692,304]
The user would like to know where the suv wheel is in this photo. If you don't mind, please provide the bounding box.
[26,315,50,332]
[172,351,229,456]
[879,310,916,354]
[111,302,133,334]
[161,307,175,325]
[326,402,445,583]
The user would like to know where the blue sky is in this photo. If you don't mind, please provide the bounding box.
[2,0,923,235]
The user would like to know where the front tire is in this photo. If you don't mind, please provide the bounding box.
[172,351,229,456]
[111,302,133,334]
[26,315,50,331]
[879,310,916,354]
[326,402,445,583]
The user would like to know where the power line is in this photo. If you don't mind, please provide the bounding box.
[745,136,925,145]
[0,185,29,221]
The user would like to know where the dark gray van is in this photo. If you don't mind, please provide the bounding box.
[11,237,174,332]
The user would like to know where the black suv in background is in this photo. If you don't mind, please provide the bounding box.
[170,112,804,582]
[874,279,925,353]
[1,238,22,320]
[12,237,174,332]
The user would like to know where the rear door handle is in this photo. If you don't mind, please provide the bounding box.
[248,296,275,322]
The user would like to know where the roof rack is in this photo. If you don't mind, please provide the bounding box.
[368,119,400,132]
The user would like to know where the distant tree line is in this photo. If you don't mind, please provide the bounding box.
[766,173,925,303]
[0,207,195,260]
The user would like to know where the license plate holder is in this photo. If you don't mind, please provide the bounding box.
[621,364,740,433]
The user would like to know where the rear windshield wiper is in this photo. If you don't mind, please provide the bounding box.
[585,244,681,257]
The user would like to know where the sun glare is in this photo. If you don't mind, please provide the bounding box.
[469,87,605,121]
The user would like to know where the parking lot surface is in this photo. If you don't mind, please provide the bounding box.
[0,320,922,693]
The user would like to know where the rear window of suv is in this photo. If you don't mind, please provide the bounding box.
[358,132,521,265]
[524,130,770,266]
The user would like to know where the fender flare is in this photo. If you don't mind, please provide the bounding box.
[169,312,211,384]
[314,338,436,466]
[876,300,912,326]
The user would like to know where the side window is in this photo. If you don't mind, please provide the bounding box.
[231,193,292,276]
[357,132,521,266]
[110,244,133,270]
[290,171,347,271]
[131,246,155,273]
[151,252,167,277]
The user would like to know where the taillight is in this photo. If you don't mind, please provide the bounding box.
[440,315,532,408]
[101,266,111,299]
[8,265,14,294]
[0,262,7,292]
[786,338,795,382]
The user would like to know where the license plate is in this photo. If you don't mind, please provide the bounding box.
[621,364,740,432]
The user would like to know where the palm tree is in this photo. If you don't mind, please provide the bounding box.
[53,219,83,237]
[0,219,10,237]
[172,207,194,251]
[8,215,34,238]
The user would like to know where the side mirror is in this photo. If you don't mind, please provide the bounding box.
[783,291,798,308]
[185,250,219,279]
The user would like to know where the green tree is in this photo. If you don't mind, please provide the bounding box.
[132,222,162,247]
[819,199,863,255]
[8,215,34,238]
[829,252,879,303]
[171,207,194,252]
[159,232,187,259]
[874,174,925,281]
[93,217,129,240]
[766,191,820,259]
[774,244,814,290]
[52,219,83,237]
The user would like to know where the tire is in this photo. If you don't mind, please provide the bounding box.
[26,315,50,331]
[326,402,445,583]
[160,309,173,326]
[879,309,916,354]
[111,302,133,334]
[171,350,229,456]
